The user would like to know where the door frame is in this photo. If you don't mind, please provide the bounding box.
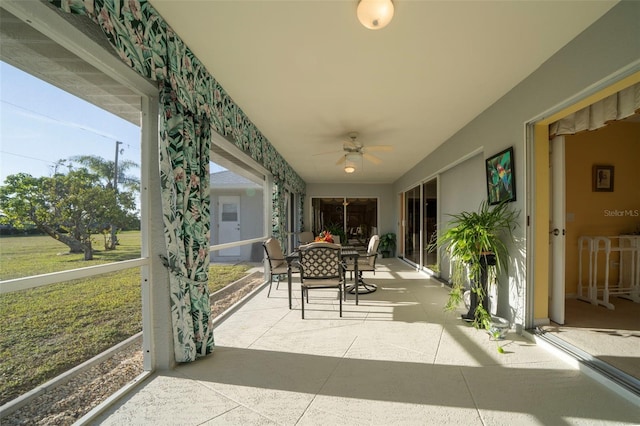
[549,136,566,325]
[525,68,640,328]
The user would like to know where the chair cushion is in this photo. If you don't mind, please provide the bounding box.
[271,264,290,274]
[366,235,380,267]
[367,235,380,254]
[299,231,314,244]
[264,238,285,268]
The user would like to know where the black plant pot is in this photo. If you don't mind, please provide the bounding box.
[462,253,496,322]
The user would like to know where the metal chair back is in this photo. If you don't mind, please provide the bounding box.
[299,242,342,280]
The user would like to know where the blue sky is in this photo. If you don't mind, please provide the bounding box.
[0,61,228,191]
[0,61,141,184]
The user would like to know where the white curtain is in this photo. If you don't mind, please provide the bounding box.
[550,82,640,137]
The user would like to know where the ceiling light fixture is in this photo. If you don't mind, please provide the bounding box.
[344,154,357,174]
[357,0,394,30]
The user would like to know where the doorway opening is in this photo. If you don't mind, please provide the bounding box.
[530,76,640,384]
[546,116,640,383]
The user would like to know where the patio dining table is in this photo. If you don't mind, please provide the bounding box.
[285,245,360,309]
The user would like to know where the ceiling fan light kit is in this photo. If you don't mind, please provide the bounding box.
[357,0,394,30]
[344,153,359,174]
[314,131,392,173]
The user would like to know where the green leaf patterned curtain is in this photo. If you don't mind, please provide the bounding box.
[299,196,305,236]
[159,81,213,361]
[50,0,214,361]
[50,0,306,362]
[272,183,287,251]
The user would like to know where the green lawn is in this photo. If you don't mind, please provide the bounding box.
[0,232,142,280]
[0,232,254,405]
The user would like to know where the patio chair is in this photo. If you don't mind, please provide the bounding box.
[298,242,344,319]
[298,231,314,246]
[263,238,299,297]
[344,234,380,294]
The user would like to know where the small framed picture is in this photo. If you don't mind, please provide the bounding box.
[592,165,614,192]
[485,147,516,205]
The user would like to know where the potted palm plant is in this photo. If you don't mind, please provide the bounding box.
[379,232,396,258]
[430,200,519,330]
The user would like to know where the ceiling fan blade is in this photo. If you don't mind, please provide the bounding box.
[336,156,346,165]
[363,153,382,165]
[313,149,343,157]
[365,145,393,152]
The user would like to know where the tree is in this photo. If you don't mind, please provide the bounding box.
[69,154,139,192]
[0,169,136,260]
[69,154,140,249]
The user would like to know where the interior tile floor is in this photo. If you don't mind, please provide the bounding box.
[93,259,640,425]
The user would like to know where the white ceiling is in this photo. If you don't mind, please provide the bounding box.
[149,0,617,184]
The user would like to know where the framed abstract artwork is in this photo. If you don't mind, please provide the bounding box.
[486,147,516,205]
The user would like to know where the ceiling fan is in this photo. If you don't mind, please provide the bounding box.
[314,132,393,171]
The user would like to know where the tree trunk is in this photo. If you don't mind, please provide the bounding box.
[39,224,94,260]
[108,224,118,250]
[82,240,94,261]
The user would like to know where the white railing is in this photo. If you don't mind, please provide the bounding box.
[0,258,148,294]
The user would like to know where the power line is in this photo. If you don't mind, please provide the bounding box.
[0,99,139,152]
[0,150,57,165]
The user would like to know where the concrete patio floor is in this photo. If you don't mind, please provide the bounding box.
[92,259,640,425]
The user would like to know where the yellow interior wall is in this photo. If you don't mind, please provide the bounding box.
[564,122,640,294]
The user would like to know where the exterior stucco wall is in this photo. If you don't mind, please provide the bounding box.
[438,153,485,283]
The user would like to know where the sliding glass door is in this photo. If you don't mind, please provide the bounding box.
[402,178,438,273]
[311,197,377,247]
[404,186,420,264]
[423,179,438,269]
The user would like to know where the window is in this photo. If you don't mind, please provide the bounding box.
[209,140,268,264]
[0,6,152,404]
[0,62,142,279]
